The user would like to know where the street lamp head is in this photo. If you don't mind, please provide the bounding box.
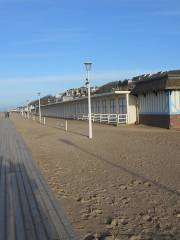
[84,61,92,72]
[85,79,89,85]
[37,92,41,96]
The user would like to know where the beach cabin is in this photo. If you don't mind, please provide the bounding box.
[41,81,137,125]
[133,70,180,128]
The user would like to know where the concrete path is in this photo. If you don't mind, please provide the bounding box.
[0,120,76,240]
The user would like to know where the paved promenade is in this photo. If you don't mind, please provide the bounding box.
[0,119,76,240]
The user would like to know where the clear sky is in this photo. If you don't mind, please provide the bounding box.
[0,0,180,109]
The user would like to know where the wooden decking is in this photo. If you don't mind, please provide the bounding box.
[0,120,76,240]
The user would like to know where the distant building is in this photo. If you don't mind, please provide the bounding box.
[54,86,98,102]
[30,95,56,106]
[29,95,56,115]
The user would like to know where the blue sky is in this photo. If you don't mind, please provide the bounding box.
[0,0,180,109]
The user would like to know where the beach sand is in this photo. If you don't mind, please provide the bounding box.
[12,115,180,240]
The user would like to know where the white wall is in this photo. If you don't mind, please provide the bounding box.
[170,90,180,114]
[128,95,137,124]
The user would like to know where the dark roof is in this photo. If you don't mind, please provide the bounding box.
[30,95,56,106]
[95,80,134,94]
[132,70,180,94]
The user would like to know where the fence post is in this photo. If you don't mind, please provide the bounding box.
[43,117,46,125]
[65,120,67,132]
[116,114,119,126]
[108,114,110,124]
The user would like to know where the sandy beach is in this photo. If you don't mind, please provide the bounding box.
[12,115,180,240]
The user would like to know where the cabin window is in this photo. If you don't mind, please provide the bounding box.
[81,103,84,114]
[91,101,94,113]
[110,99,116,113]
[95,100,100,113]
[119,97,127,114]
[102,100,107,113]
[85,102,88,114]
[76,103,79,114]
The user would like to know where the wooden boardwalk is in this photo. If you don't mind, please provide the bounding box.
[0,120,76,240]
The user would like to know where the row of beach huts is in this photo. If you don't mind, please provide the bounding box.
[18,70,180,129]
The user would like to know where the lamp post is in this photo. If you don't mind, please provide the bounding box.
[84,61,93,139]
[37,92,42,123]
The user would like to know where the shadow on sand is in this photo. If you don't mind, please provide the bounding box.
[59,138,180,239]
[59,138,180,198]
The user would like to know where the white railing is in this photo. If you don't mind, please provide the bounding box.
[39,113,127,125]
[118,114,127,124]
[108,114,118,124]
[102,114,109,123]
[77,113,127,125]
[77,114,88,120]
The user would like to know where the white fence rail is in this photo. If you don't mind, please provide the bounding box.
[22,112,127,126]
[77,113,127,125]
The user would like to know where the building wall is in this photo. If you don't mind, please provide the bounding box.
[41,93,137,124]
[169,90,180,115]
[139,114,170,128]
[128,95,137,124]
[40,90,180,128]
[138,91,169,115]
[138,91,169,128]
[138,90,180,128]
[169,90,180,128]
[170,115,180,128]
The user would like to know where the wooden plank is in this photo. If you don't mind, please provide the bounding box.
[0,138,6,240]
[9,129,37,240]
[26,119,75,238]
[14,130,59,239]
[0,120,76,240]
[10,129,49,240]
[16,124,75,239]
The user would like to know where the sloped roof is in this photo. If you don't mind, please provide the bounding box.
[132,70,180,94]
[29,95,56,106]
[95,80,134,94]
